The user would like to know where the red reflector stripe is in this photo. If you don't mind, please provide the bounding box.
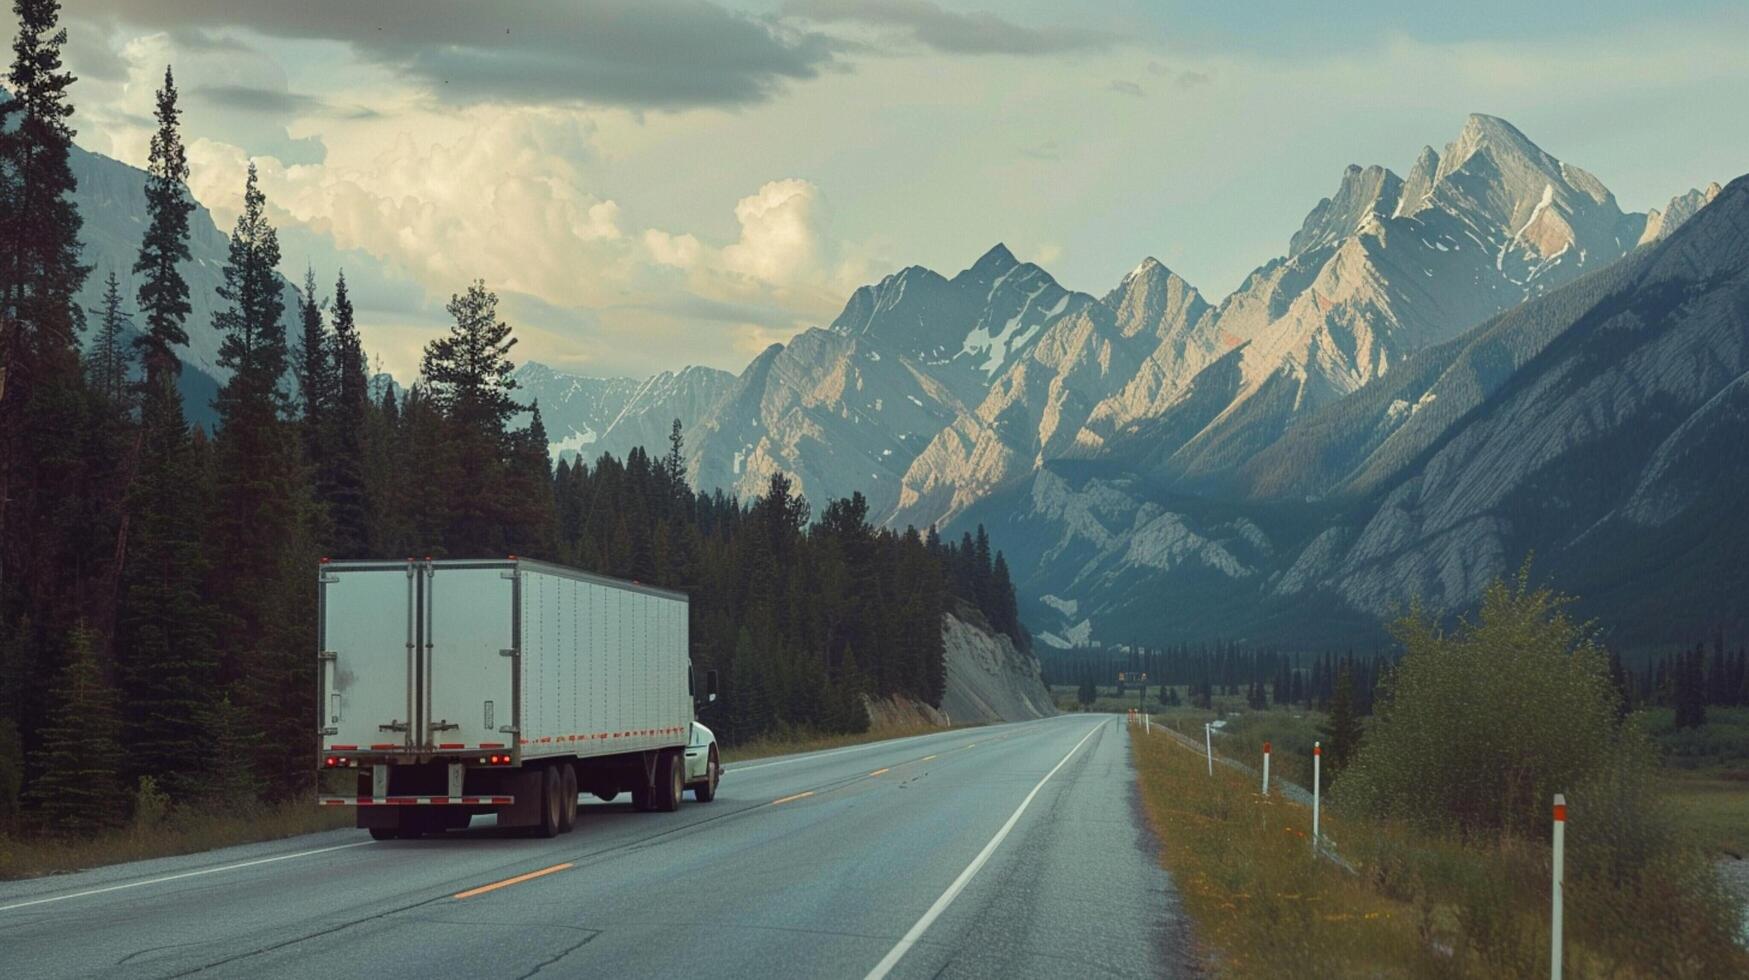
[438,743,464,750]
[370,743,399,750]
[330,744,358,750]
[479,743,504,749]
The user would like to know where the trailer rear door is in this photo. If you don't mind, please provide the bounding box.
[426,564,517,751]
[320,563,416,752]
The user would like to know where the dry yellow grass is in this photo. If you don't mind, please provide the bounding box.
[1130,724,1749,977]
[0,800,351,881]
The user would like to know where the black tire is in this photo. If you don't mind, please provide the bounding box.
[369,826,399,841]
[594,789,618,803]
[693,747,719,803]
[559,765,578,833]
[535,764,563,838]
[655,751,683,813]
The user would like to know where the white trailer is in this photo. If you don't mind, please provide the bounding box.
[316,558,720,839]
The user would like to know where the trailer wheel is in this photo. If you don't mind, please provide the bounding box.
[693,747,719,803]
[655,750,683,812]
[594,789,618,803]
[535,765,563,838]
[369,826,399,841]
[559,765,578,833]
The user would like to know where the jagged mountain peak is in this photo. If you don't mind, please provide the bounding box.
[967,242,1018,276]
[1102,257,1205,336]
[1394,145,1440,218]
[1288,162,1403,257]
[1639,180,1725,245]
[1430,113,1620,225]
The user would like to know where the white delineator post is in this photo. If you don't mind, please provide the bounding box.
[1312,741,1322,849]
[1144,713,1150,735]
[1261,741,1271,796]
[1204,723,1214,776]
[1551,794,1566,979]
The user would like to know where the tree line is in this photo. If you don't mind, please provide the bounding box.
[1611,637,1749,730]
[1045,644,1391,716]
[0,5,1022,836]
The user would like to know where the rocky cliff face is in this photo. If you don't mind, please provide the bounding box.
[937,609,1055,723]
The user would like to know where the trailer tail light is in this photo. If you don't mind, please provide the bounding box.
[480,753,511,766]
[324,756,339,768]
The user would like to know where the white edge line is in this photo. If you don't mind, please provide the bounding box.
[864,719,1107,980]
[0,840,375,913]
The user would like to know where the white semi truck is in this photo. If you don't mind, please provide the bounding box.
[315,557,721,839]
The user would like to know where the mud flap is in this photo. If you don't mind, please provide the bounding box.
[496,768,545,829]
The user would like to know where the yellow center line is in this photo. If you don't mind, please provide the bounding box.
[453,862,573,900]
[771,791,815,805]
[920,755,936,762]
[869,767,891,777]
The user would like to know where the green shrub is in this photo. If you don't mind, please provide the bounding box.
[1339,569,1624,837]
[131,776,171,832]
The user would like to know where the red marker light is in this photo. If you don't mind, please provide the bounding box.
[1554,802,1567,822]
[1264,741,1271,753]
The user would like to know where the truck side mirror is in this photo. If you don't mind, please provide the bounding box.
[706,669,719,703]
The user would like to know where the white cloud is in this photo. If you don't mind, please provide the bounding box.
[722,178,827,285]
[178,106,865,379]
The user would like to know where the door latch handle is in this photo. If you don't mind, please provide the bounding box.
[378,720,408,733]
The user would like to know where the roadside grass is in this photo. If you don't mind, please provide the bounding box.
[719,721,971,765]
[1645,706,1749,772]
[1662,771,1749,857]
[1130,722,1749,977]
[0,799,351,881]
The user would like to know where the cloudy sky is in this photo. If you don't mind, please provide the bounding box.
[38,0,1749,380]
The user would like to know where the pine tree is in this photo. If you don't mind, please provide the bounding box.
[23,625,123,836]
[0,716,21,830]
[205,693,263,805]
[990,551,1021,644]
[322,270,370,555]
[116,376,217,802]
[295,267,331,432]
[213,162,287,414]
[662,418,687,504]
[0,0,87,402]
[131,66,193,388]
[422,280,518,430]
[207,164,317,797]
[504,401,557,559]
[1320,664,1364,780]
[0,0,94,762]
[421,281,519,554]
[87,268,131,403]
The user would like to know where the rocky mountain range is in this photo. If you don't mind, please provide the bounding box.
[68,113,1737,649]
[970,171,1748,650]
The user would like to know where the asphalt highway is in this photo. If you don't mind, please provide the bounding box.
[0,714,1196,979]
